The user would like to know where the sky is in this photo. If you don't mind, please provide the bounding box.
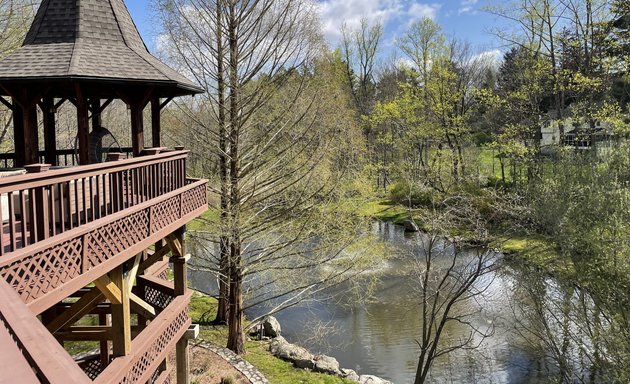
[127,0,510,63]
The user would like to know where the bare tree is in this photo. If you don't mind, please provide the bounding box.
[411,227,497,384]
[156,0,374,354]
[341,17,383,118]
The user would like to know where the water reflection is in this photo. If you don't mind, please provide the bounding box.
[190,221,592,383]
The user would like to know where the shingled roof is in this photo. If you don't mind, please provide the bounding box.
[0,0,203,95]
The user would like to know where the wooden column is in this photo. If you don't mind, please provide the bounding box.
[42,98,57,166]
[130,101,145,157]
[110,266,131,357]
[151,96,160,148]
[12,102,25,167]
[90,99,102,129]
[76,87,90,165]
[23,103,39,166]
[99,313,110,366]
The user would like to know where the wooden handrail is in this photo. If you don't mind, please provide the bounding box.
[0,150,188,192]
[0,150,191,256]
[0,279,91,384]
[0,179,205,265]
[95,290,192,384]
[3,179,207,314]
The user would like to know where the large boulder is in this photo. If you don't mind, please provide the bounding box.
[313,354,341,376]
[340,368,360,382]
[403,219,420,232]
[269,336,314,369]
[359,375,393,384]
[262,316,282,338]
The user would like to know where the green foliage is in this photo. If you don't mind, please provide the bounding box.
[525,143,630,380]
[389,180,439,207]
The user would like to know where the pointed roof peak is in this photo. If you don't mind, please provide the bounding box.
[24,0,146,51]
[0,0,203,96]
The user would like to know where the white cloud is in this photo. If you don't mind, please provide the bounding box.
[458,0,478,15]
[318,0,402,43]
[408,3,441,21]
[317,1,442,45]
[471,49,503,68]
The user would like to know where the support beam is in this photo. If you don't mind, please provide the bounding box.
[41,98,57,166]
[46,287,104,333]
[24,104,39,165]
[12,102,25,167]
[90,98,102,129]
[151,96,161,148]
[110,266,131,357]
[95,269,156,318]
[99,313,110,367]
[94,275,123,305]
[138,245,172,275]
[130,101,145,156]
[76,85,90,165]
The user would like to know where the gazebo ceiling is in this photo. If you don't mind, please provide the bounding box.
[0,0,203,97]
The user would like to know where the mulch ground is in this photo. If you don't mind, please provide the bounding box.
[170,343,250,384]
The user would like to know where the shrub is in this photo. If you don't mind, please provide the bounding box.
[389,181,438,207]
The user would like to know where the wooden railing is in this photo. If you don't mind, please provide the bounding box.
[95,290,192,384]
[0,150,188,255]
[0,149,207,384]
[0,279,91,384]
[0,148,135,168]
[0,151,207,314]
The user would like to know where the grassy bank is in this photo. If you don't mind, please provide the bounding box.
[189,292,354,384]
[353,198,573,280]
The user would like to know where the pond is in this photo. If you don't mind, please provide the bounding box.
[191,221,584,383]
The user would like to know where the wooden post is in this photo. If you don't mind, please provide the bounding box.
[90,99,101,129]
[22,103,39,166]
[151,96,161,148]
[99,313,110,366]
[110,266,131,357]
[42,98,57,166]
[130,101,145,157]
[25,164,51,241]
[12,102,25,167]
[76,87,90,166]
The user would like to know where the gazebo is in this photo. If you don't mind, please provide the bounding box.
[0,0,203,167]
[0,2,208,384]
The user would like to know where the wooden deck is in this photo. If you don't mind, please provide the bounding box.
[0,150,208,383]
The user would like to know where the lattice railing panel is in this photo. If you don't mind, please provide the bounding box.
[144,285,174,312]
[121,307,189,383]
[181,184,207,216]
[0,180,207,310]
[86,211,149,268]
[1,238,82,302]
[77,355,103,380]
[95,292,191,384]
[150,196,181,234]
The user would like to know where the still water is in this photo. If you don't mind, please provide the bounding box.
[191,222,556,383]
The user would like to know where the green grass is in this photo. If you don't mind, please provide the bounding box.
[187,209,219,231]
[355,199,409,223]
[189,292,353,384]
[245,342,355,384]
[495,235,575,279]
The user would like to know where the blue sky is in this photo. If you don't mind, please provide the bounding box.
[128,0,508,61]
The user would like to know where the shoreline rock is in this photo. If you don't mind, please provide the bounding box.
[266,322,393,383]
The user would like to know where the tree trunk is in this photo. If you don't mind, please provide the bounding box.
[214,0,229,326]
[226,0,245,354]
[226,244,244,354]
